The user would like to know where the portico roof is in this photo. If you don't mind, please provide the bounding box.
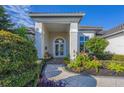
[29,12,85,23]
[29,12,85,17]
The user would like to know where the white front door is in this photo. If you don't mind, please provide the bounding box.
[54,38,65,57]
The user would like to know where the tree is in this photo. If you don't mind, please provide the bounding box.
[15,26,28,39]
[0,6,14,30]
[85,37,109,54]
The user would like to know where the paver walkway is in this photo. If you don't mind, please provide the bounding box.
[44,64,124,87]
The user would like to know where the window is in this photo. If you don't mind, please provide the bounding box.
[80,35,89,52]
[55,38,64,43]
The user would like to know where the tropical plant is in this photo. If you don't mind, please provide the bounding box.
[67,53,91,72]
[85,37,109,54]
[67,61,78,69]
[107,62,124,74]
[0,6,14,30]
[85,60,102,73]
[67,61,83,73]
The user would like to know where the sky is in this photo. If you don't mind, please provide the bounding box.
[4,5,124,30]
[31,5,124,30]
[4,5,34,27]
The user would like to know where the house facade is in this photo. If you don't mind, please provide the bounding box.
[103,24,124,55]
[29,12,124,60]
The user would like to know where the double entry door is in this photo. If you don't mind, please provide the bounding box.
[54,38,65,57]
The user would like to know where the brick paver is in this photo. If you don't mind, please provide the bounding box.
[44,64,124,87]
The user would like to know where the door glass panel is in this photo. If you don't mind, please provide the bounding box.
[60,44,64,56]
[55,38,65,57]
[55,44,59,56]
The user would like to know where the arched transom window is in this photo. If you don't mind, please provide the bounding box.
[55,38,64,43]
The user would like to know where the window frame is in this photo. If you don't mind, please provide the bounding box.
[79,35,89,52]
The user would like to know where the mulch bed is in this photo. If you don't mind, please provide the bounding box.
[86,68,124,76]
[65,67,124,77]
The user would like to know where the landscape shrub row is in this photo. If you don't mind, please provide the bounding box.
[0,30,40,87]
[66,53,102,73]
[65,53,124,74]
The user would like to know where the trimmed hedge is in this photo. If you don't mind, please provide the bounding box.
[112,54,124,61]
[0,30,39,87]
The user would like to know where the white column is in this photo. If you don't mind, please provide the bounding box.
[69,23,78,60]
[35,22,44,59]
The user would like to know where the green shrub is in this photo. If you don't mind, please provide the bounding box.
[15,26,28,39]
[64,57,70,65]
[67,61,83,73]
[0,30,39,87]
[67,53,103,73]
[85,60,102,73]
[67,61,79,69]
[112,54,124,61]
[107,61,124,74]
[67,53,91,72]
[73,53,91,67]
[25,60,46,87]
[85,37,109,54]
[95,52,113,60]
[76,53,90,63]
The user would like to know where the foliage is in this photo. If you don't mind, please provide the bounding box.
[107,61,124,74]
[70,53,90,67]
[85,60,102,73]
[112,54,124,61]
[67,52,102,73]
[15,26,28,39]
[64,57,69,61]
[94,52,113,60]
[67,61,83,73]
[64,57,70,65]
[0,30,39,87]
[67,53,91,72]
[26,60,46,87]
[75,52,90,63]
[0,6,14,30]
[68,61,79,69]
[85,37,109,54]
